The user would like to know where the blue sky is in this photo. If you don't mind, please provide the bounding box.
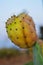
[0,0,43,48]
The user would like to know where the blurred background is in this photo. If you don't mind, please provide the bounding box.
[0,0,43,48]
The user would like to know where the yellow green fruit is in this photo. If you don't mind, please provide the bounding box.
[6,12,37,48]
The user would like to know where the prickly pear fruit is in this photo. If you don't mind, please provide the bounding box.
[6,12,37,48]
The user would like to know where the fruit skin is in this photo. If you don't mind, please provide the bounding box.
[17,12,35,30]
[6,12,37,48]
[17,12,37,47]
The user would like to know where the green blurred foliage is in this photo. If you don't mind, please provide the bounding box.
[24,61,33,65]
[0,48,21,58]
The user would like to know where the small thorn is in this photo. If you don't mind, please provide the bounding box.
[29,19,31,21]
[6,22,7,24]
[31,31,33,33]
[23,17,24,19]
[16,28,18,31]
[22,27,24,29]
[24,36,26,38]
[17,37,19,39]
[14,22,16,24]
[10,28,12,30]
[20,21,22,22]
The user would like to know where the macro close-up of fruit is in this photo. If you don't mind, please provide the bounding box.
[5,12,43,65]
[0,0,43,65]
[6,12,37,48]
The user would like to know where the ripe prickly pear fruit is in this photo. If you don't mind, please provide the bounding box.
[6,12,37,48]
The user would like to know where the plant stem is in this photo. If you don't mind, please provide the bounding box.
[33,42,43,65]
